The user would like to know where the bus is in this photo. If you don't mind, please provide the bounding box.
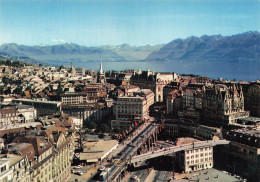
[99,167,111,181]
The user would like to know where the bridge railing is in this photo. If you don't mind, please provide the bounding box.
[130,140,230,163]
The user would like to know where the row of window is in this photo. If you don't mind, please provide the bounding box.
[186,148,211,154]
[187,152,212,160]
[186,157,213,165]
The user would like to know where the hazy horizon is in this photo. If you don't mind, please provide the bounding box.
[0,30,259,47]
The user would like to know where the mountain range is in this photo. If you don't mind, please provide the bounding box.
[145,31,260,62]
[0,31,259,67]
[0,43,163,65]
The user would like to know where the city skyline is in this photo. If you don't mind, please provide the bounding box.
[0,0,259,46]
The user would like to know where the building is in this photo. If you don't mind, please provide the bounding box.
[61,92,96,104]
[166,90,182,116]
[7,114,76,182]
[0,104,37,127]
[175,138,213,173]
[201,84,249,125]
[113,89,154,121]
[97,62,106,83]
[0,154,30,182]
[130,70,177,102]
[0,106,18,127]
[223,128,260,182]
[163,119,221,140]
[79,140,118,163]
[245,83,260,117]
[61,84,107,104]
[12,99,62,117]
[0,157,13,182]
[62,102,112,125]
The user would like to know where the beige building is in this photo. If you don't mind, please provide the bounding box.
[8,114,75,182]
[202,84,249,125]
[113,89,154,120]
[130,70,177,102]
[175,138,213,173]
[0,158,13,182]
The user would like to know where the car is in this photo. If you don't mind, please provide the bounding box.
[75,171,83,176]
[130,175,140,182]
[98,166,106,171]
[73,165,82,169]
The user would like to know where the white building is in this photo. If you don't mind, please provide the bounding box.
[0,158,13,182]
[175,138,213,173]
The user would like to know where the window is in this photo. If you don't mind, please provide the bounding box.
[1,165,6,172]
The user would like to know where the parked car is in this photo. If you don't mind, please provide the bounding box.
[98,166,106,171]
[130,175,140,182]
[75,171,83,176]
[73,165,82,169]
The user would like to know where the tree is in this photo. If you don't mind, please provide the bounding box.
[86,121,96,129]
[100,123,110,133]
[112,134,118,140]
[113,127,121,134]
[59,65,66,70]
[98,133,105,139]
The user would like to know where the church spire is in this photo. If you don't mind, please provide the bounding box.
[100,62,103,74]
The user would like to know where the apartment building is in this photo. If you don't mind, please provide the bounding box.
[113,89,154,120]
[175,138,213,173]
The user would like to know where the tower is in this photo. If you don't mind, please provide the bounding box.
[70,62,76,77]
[97,62,106,83]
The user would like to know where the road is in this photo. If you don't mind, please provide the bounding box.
[131,140,230,164]
[106,122,159,182]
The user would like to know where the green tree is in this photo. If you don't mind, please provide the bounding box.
[98,133,105,139]
[86,121,96,129]
[100,123,110,133]
[113,127,121,134]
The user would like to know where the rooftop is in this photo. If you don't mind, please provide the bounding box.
[176,137,200,146]
[0,154,25,167]
[80,140,118,162]
[174,168,244,182]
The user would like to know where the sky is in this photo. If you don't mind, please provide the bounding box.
[0,0,259,46]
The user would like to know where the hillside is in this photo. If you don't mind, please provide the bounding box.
[145,31,260,62]
[0,43,163,65]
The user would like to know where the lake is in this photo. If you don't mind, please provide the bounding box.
[58,60,259,81]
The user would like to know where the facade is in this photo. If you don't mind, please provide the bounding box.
[201,84,249,125]
[223,128,260,182]
[245,83,260,117]
[0,106,18,127]
[130,70,177,102]
[0,113,75,182]
[8,154,30,182]
[166,90,182,116]
[175,138,213,173]
[163,119,221,140]
[0,104,37,127]
[0,158,13,182]
[12,99,62,117]
[62,102,111,124]
[61,92,96,104]
[113,89,154,120]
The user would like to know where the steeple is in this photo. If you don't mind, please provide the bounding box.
[99,62,103,74]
